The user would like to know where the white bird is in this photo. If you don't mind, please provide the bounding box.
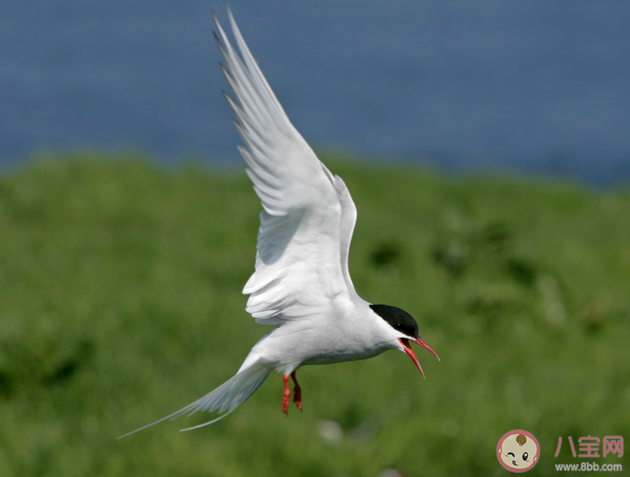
[119,10,439,439]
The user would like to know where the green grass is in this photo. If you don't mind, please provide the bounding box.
[0,153,629,476]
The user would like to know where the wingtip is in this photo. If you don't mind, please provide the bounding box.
[212,4,233,23]
[211,8,221,34]
[227,6,241,40]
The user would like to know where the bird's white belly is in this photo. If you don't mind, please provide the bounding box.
[301,345,385,366]
[254,311,392,374]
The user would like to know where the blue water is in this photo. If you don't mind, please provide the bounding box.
[1,1,629,185]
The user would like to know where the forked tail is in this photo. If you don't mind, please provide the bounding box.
[118,360,271,438]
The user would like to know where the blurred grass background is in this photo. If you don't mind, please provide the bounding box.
[0,154,628,476]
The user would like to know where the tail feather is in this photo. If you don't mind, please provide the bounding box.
[118,360,271,439]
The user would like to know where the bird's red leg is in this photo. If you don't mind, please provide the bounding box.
[282,375,291,415]
[291,371,302,411]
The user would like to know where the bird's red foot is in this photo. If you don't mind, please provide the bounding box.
[291,371,302,411]
[282,375,291,415]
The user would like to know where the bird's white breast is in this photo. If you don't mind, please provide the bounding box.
[246,297,395,375]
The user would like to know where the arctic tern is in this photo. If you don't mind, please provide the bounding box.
[119,10,439,438]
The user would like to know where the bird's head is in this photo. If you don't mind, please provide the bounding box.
[370,304,440,378]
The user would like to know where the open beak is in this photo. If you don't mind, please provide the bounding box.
[399,338,440,379]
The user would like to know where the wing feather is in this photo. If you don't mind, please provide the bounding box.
[214,10,361,324]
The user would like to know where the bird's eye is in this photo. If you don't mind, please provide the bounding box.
[522,452,528,461]
[507,452,515,457]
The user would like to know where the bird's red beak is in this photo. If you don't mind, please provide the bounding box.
[399,337,440,379]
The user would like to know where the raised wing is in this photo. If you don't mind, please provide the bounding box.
[214,11,361,325]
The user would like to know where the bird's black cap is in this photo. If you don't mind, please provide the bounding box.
[370,304,419,339]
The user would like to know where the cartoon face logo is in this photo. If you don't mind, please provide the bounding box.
[497,430,540,473]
